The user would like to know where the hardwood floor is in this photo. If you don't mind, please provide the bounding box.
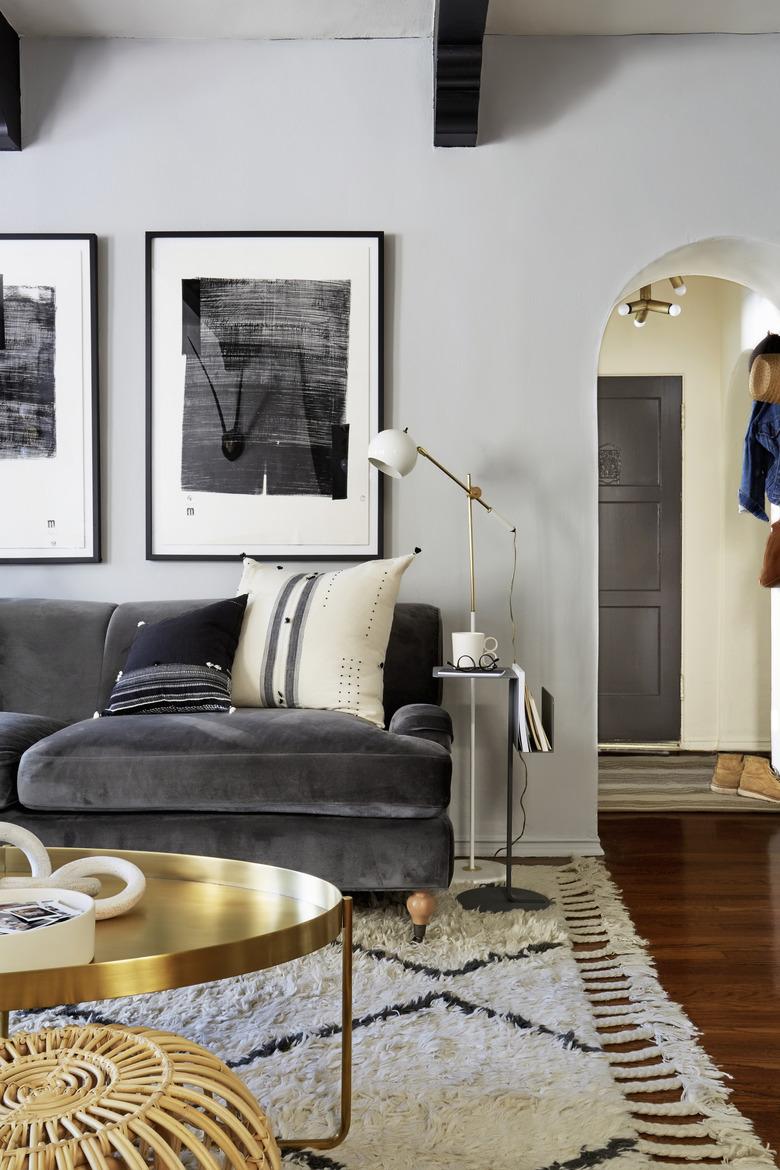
[599,813,780,1157]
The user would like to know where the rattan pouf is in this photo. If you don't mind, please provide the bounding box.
[0,1024,281,1170]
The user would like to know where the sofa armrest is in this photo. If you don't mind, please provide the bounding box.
[388,703,453,750]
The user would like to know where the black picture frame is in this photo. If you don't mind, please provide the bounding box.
[146,230,384,562]
[0,233,100,564]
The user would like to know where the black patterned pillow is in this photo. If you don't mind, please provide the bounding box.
[103,662,232,715]
[103,596,248,717]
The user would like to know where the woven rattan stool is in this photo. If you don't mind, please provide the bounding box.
[0,1024,281,1170]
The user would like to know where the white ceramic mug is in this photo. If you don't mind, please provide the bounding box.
[451,632,499,668]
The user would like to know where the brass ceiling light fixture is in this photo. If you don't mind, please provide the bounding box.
[618,276,686,327]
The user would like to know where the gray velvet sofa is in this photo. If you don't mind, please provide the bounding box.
[0,599,454,903]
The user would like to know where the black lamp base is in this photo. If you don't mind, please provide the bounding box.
[456,885,552,913]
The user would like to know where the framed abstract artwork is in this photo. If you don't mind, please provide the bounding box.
[0,234,100,563]
[146,231,383,560]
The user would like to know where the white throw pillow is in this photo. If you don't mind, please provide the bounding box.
[232,554,416,727]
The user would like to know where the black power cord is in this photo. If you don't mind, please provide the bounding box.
[495,522,526,857]
[493,752,528,859]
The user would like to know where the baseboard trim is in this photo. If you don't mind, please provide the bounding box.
[599,742,680,752]
[455,838,604,858]
[599,740,771,753]
[681,739,771,752]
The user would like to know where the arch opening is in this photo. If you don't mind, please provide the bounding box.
[596,237,780,809]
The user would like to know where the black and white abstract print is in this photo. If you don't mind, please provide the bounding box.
[0,276,57,459]
[180,277,351,497]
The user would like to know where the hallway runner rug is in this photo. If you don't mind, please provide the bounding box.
[599,754,779,812]
[14,859,775,1169]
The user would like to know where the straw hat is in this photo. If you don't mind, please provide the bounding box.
[750,332,780,403]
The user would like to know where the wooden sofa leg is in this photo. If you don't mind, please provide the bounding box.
[406,891,437,943]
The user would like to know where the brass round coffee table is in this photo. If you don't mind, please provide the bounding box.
[0,846,352,1152]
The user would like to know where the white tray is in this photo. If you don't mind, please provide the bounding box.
[0,889,95,973]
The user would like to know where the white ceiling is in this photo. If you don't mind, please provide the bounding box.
[4,0,780,39]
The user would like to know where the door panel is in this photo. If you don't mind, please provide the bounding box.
[599,605,660,695]
[598,376,682,743]
[599,501,660,590]
[598,398,661,486]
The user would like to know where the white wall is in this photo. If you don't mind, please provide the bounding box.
[5,33,780,851]
[599,278,771,751]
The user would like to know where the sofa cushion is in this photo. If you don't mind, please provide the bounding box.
[2,809,455,892]
[383,603,442,721]
[233,554,415,728]
[104,664,234,717]
[0,712,66,809]
[99,600,224,711]
[0,600,116,724]
[17,708,452,819]
[123,596,248,675]
[103,596,248,716]
[97,600,443,721]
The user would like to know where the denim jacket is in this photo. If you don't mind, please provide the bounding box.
[739,400,780,522]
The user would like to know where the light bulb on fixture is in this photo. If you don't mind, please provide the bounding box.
[617,302,631,317]
[668,303,682,317]
[670,276,687,296]
[634,310,648,328]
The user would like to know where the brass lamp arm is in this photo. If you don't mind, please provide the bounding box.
[416,446,516,531]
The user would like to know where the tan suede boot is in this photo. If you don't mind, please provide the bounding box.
[737,755,780,803]
[710,753,744,793]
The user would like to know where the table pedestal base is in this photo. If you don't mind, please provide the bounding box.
[456,885,552,913]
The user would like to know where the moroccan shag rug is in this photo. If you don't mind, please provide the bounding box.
[13,859,775,1170]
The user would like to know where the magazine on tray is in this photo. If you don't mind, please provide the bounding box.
[0,899,82,935]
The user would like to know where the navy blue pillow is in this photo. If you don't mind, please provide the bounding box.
[104,596,248,716]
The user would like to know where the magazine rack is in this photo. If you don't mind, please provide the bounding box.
[433,667,555,913]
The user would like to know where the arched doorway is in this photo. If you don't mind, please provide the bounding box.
[596,237,780,806]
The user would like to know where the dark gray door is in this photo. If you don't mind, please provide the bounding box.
[598,376,682,743]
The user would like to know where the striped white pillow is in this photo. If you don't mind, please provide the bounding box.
[232,554,415,727]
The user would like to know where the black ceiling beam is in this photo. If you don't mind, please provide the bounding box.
[0,7,20,151]
[434,0,489,147]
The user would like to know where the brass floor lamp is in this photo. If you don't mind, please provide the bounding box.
[368,428,515,885]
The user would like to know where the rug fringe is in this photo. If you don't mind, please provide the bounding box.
[557,858,776,1167]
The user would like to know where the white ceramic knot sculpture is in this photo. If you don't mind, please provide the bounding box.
[0,824,145,920]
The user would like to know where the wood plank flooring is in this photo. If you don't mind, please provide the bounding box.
[599,813,780,1158]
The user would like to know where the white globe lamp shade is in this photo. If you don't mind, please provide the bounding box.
[367,429,419,478]
[668,303,682,317]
